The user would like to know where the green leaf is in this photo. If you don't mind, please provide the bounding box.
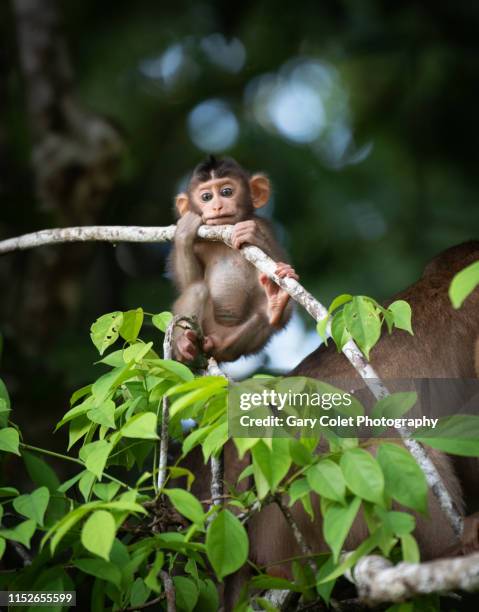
[168,466,195,490]
[234,436,260,459]
[79,470,96,501]
[93,482,121,502]
[43,505,92,553]
[388,300,413,334]
[23,451,60,493]
[372,393,417,419]
[252,439,292,492]
[123,341,153,364]
[386,511,415,536]
[74,557,122,587]
[330,310,351,351]
[122,412,159,439]
[58,472,83,494]
[288,478,312,505]
[99,500,146,514]
[202,421,228,461]
[120,308,144,343]
[169,383,226,419]
[329,293,353,313]
[183,426,214,455]
[81,510,116,561]
[0,427,20,455]
[321,530,381,582]
[97,350,124,367]
[340,448,384,505]
[0,519,36,548]
[315,556,336,604]
[449,260,479,308]
[377,443,428,513]
[316,316,329,343]
[164,489,205,526]
[87,399,116,429]
[56,396,95,430]
[206,510,249,579]
[166,375,227,397]
[0,537,5,559]
[13,487,50,526]
[306,460,346,504]
[90,312,124,355]
[70,384,92,407]
[144,552,164,593]
[401,533,420,563]
[0,487,19,497]
[323,497,361,561]
[92,364,135,404]
[196,579,220,612]
[129,578,150,607]
[80,440,113,479]
[150,358,194,382]
[152,311,173,332]
[343,296,381,359]
[0,379,11,427]
[289,439,314,466]
[173,576,199,612]
[414,415,479,456]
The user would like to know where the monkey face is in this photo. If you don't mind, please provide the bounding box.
[175,170,271,224]
[191,177,247,225]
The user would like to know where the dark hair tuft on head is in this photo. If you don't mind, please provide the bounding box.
[190,156,250,185]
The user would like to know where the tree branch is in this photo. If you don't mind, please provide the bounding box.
[160,570,176,612]
[347,552,479,605]
[205,357,227,509]
[275,494,318,574]
[0,223,464,536]
[157,315,184,491]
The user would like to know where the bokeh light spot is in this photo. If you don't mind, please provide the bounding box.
[187,99,239,153]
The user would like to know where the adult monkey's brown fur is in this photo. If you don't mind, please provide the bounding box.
[222,241,479,606]
[169,156,298,363]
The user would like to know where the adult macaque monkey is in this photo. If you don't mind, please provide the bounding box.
[221,241,479,607]
[170,156,298,363]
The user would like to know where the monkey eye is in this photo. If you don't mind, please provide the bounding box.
[220,186,233,197]
[201,192,213,202]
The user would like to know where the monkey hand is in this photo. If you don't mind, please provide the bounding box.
[175,211,203,246]
[176,329,201,362]
[260,262,299,326]
[232,220,268,250]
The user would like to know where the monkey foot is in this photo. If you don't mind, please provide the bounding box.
[176,329,200,362]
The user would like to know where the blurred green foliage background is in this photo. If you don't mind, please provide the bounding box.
[1,0,479,455]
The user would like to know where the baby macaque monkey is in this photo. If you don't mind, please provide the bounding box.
[170,156,298,363]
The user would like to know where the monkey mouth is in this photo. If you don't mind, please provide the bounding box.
[205,215,235,225]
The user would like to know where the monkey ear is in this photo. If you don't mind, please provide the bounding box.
[249,174,271,208]
[175,193,190,216]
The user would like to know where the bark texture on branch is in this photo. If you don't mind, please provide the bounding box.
[0,223,464,535]
[349,553,479,605]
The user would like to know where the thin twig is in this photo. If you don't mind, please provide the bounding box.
[160,570,176,612]
[124,594,164,611]
[275,494,318,574]
[0,224,463,535]
[157,317,175,491]
[206,357,228,508]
